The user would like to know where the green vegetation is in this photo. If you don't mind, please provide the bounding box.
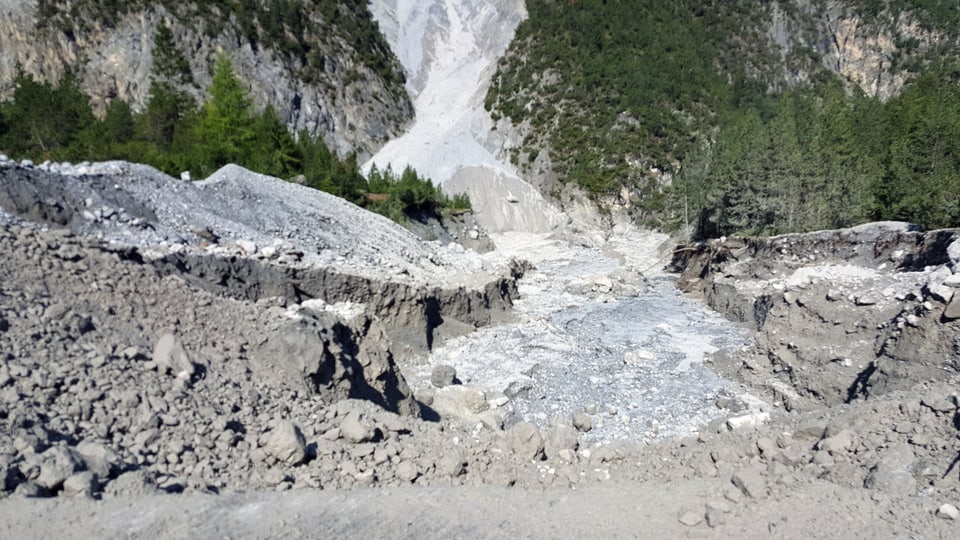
[0,52,468,224]
[488,0,960,236]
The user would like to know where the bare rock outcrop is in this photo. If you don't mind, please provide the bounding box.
[0,1,412,158]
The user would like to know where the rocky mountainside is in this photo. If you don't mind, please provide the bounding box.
[486,0,960,234]
[0,0,412,158]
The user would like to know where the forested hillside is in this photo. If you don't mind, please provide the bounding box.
[487,0,960,236]
[0,51,465,224]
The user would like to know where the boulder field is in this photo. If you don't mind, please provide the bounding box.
[0,158,959,537]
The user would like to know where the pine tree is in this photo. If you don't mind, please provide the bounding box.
[193,53,257,174]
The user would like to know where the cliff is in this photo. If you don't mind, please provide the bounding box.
[0,0,413,158]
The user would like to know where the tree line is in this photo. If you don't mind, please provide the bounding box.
[666,68,960,238]
[0,42,467,224]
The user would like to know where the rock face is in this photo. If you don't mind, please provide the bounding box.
[0,0,412,158]
[671,222,960,410]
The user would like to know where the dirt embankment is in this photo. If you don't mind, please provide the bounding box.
[670,222,960,410]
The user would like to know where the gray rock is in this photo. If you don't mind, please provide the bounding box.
[431,385,490,419]
[265,421,307,465]
[947,239,960,267]
[543,424,579,461]
[438,452,466,478]
[921,384,957,413]
[36,446,83,491]
[678,509,704,527]
[61,471,97,497]
[944,294,960,320]
[572,412,593,433]
[395,461,419,483]
[816,429,854,453]
[507,421,544,461]
[864,444,917,494]
[75,441,120,478]
[936,503,959,520]
[152,333,195,380]
[430,365,457,388]
[103,470,160,497]
[731,466,767,499]
[339,411,375,444]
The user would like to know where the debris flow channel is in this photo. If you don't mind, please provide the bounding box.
[420,234,759,443]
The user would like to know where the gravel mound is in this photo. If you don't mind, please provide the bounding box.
[0,157,508,288]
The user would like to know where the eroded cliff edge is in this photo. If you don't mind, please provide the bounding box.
[671,222,960,410]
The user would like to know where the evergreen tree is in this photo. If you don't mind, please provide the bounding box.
[0,70,95,159]
[193,53,257,175]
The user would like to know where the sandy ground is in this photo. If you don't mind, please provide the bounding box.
[1,478,955,539]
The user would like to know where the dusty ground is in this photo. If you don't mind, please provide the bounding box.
[1,159,960,537]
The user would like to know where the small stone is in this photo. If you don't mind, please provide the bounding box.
[75,442,119,478]
[152,334,195,380]
[945,294,960,320]
[339,411,375,444]
[438,452,466,478]
[726,412,770,431]
[37,447,83,491]
[508,421,544,461]
[678,509,703,527]
[543,424,579,461]
[572,412,593,433]
[395,461,419,483]
[706,509,727,528]
[936,503,959,520]
[817,430,854,453]
[921,385,957,413]
[61,471,97,497]
[430,365,457,388]
[265,421,307,465]
[731,466,768,499]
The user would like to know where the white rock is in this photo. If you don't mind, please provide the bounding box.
[726,412,770,431]
[947,239,960,267]
[936,503,959,520]
[235,239,257,254]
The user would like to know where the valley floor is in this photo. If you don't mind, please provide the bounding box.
[1,160,959,538]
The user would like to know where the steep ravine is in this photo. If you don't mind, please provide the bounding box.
[365,0,567,234]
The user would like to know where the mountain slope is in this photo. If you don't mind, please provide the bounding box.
[486,0,960,235]
[0,0,412,158]
[365,0,567,233]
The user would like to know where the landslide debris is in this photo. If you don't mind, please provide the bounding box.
[2,156,960,537]
[671,221,960,411]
